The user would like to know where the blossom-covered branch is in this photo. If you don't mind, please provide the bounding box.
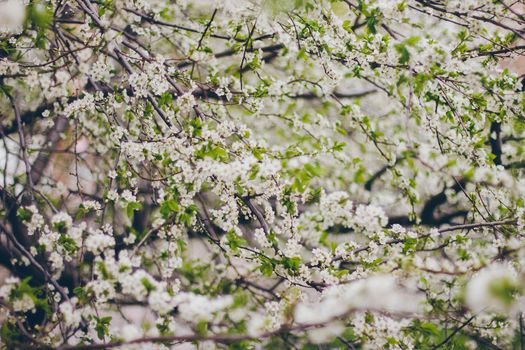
[1,0,525,349]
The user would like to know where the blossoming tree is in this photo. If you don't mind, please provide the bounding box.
[1,0,525,348]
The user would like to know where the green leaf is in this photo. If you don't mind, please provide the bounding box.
[258,257,275,277]
[394,44,410,65]
[282,256,301,273]
[160,199,179,219]
[94,316,112,340]
[342,20,353,33]
[366,15,377,34]
[17,207,31,221]
[226,230,247,252]
[126,201,142,219]
[179,204,197,226]
[196,320,208,336]
[141,277,157,293]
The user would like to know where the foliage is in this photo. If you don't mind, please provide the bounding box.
[0,0,525,349]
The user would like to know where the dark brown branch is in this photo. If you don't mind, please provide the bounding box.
[489,122,502,166]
